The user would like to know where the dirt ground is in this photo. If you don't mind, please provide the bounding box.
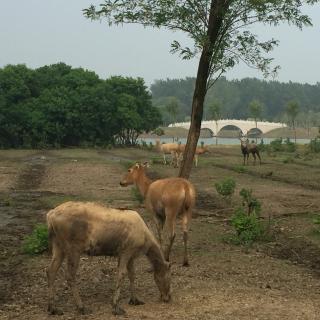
[1,146,320,320]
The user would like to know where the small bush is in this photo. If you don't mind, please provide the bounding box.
[131,187,144,204]
[239,188,261,216]
[231,207,264,245]
[313,215,320,233]
[230,188,264,245]
[215,178,236,199]
[152,127,165,136]
[284,138,296,152]
[309,138,320,153]
[270,138,283,152]
[23,224,49,255]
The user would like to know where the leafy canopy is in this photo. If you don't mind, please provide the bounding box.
[84,0,318,87]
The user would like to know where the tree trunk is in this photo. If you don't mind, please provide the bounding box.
[179,0,229,178]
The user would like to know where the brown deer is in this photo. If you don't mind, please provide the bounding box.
[240,138,261,165]
[46,201,171,316]
[155,140,180,166]
[120,162,196,266]
[177,144,210,167]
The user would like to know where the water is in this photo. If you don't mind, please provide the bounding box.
[138,137,311,146]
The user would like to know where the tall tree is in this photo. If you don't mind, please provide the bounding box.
[248,99,263,141]
[208,100,222,145]
[286,100,300,144]
[84,0,318,178]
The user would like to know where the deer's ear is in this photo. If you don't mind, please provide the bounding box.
[143,161,150,168]
[135,163,140,168]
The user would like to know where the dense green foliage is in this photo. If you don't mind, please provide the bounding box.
[0,63,161,148]
[267,138,296,152]
[151,77,320,124]
[215,177,236,199]
[22,224,49,255]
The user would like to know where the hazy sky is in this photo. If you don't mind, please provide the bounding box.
[0,1,319,87]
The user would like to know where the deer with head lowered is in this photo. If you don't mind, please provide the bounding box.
[240,138,261,165]
[120,162,196,266]
[46,201,171,316]
[155,140,180,166]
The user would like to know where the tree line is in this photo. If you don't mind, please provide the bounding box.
[0,63,161,148]
[151,77,320,127]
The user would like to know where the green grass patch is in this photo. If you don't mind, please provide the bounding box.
[23,223,49,255]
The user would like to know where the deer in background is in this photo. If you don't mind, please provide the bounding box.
[240,138,261,165]
[177,144,210,167]
[155,140,180,166]
[120,162,196,266]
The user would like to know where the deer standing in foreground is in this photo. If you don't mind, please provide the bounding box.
[46,201,171,316]
[240,138,261,165]
[120,162,196,266]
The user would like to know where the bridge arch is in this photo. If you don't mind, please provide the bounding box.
[218,125,243,136]
[247,127,263,136]
[200,127,214,137]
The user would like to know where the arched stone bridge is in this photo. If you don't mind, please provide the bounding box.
[169,119,286,135]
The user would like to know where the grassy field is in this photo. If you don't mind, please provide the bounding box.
[1,146,320,319]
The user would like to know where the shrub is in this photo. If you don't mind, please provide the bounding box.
[239,188,261,216]
[313,215,320,233]
[231,207,264,245]
[23,224,49,255]
[309,138,320,153]
[230,188,264,245]
[284,138,296,152]
[215,178,236,199]
[152,127,165,136]
[270,138,283,152]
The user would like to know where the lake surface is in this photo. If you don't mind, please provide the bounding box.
[138,137,311,146]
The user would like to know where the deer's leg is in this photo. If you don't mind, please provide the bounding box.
[112,254,130,315]
[171,151,177,167]
[163,153,167,165]
[163,209,177,262]
[252,152,257,165]
[153,214,164,245]
[47,242,64,315]
[246,154,249,165]
[66,250,87,314]
[257,151,262,165]
[181,209,192,267]
[127,258,144,306]
[194,154,198,167]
